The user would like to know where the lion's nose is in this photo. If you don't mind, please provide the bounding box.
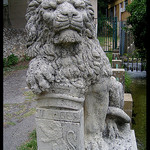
[62,11,78,18]
[60,3,78,18]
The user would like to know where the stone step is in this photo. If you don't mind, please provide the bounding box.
[112,59,122,68]
[112,68,125,91]
[124,93,133,125]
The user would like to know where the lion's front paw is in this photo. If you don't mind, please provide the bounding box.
[26,58,55,94]
[105,118,121,140]
[85,141,100,150]
[85,135,108,150]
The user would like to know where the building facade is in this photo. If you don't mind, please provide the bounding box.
[108,0,132,21]
[3,0,97,29]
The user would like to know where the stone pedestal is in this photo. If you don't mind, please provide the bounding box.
[112,60,122,68]
[112,68,125,91]
[35,93,84,150]
[104,125,137,150]
[124,93,133,119]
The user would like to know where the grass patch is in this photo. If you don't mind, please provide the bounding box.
[17,108,36,119]
[4,93,36,128]
[3,61,29,76]
[3,54,19,67]
[23,91,36,101]
[125,71,132,93]
[105,52,113,65]
[17,129,37,150]
[4,121,16,126]
[4,113,13,118]
[3,54,31,77]
[98,36,106,47]
[98,36,113,48]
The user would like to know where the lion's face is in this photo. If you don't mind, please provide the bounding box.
[26,0,96,56]
[40,0,93,45]
[41,0,85,32]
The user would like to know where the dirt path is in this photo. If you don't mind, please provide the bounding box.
[3,68,37,150]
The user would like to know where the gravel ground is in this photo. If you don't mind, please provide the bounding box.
[3,68,37,150]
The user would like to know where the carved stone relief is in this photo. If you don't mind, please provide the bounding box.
[26,0,137,149]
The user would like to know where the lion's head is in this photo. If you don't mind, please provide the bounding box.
[26,0,112,90]
[26,0,96,57]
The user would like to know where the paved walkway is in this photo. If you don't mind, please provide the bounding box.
[3,69,36,150]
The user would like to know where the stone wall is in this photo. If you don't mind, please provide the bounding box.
[3,0,97,59]
[8,0,28,29]
[3,28,27,59]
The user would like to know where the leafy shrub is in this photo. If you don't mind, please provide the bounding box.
[3,58,7,67]
[126,0,146,59]
[7,54,19,66]
[3,54,19,67]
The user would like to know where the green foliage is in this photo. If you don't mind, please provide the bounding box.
[106,52,112,65]
[3,58,7,67]
[125,71,132,93]
[98,0,108,18]
[98,18,113,37]
[17,129,37,150]
[98,36,106,47]
[106,23,113,36]
[20,55,31,62]
[3,54,19,67]
[97,0,109,36]
[126,0,146,59]
[24,55,31,61]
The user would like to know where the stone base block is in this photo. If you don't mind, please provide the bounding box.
[112,60,122,68]
[35,108,84,150]
[112,68,125,90]
[124,93,133,119]
[104,124,137,150]
[35,93,84,150]
[112,53,120,60]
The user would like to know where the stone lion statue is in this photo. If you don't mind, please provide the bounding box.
[26,0,131,149]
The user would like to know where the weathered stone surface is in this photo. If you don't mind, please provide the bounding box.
[124,93,133,119]
[3,28,27,59]
[104,126,137,150]
[25,0,137,149]
[112,68,125,91]
[35,93,84,150]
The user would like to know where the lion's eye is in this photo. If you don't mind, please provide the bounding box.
[76,6,85,11]
[43,6,55,12]
[49,7,55,11]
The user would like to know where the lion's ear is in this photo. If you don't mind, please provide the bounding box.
[84,0,94,20]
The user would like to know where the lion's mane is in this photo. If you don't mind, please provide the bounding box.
[26,0,112,90]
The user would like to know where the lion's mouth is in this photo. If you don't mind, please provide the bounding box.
[53,29,82,45]
[54,16,83,33]
[52,15,83,45]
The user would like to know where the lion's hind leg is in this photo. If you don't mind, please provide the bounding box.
[104,76,131,139]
